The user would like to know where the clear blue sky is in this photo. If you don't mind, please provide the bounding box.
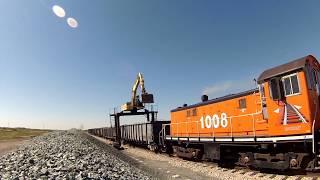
[1,0,320,129]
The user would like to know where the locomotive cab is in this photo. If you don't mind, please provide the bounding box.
[257,55,320,158]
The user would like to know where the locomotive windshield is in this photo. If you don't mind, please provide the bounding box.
[269,73,300,100]
[281,73,300,96]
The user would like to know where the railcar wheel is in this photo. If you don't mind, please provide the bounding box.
[238,152,253,167]
[148,143,159,152]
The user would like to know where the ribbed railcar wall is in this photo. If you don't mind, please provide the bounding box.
[88,121,171,146]
[121,121,170,147]
[104,127,116,140]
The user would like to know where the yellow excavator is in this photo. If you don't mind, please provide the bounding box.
[121,72,154,112]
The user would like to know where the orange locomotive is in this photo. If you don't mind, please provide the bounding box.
[165,55,320,170]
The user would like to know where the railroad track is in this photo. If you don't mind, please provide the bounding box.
[178,157,320,179]
[121,143,320,180]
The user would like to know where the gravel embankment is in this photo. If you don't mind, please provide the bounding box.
[0,130,151,179]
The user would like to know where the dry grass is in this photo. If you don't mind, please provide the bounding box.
[0,127,51,140]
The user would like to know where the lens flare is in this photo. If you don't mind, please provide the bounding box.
[67,17,78,28]
[52,5,66,18]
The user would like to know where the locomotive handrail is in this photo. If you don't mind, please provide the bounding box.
[312,98,318,154]
[252,114,256,137]
[230,117,233,137]
[159,123,171,146]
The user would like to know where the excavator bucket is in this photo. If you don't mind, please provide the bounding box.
[141,94,154,103]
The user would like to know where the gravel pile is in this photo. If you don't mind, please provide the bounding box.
[0,130,151,179]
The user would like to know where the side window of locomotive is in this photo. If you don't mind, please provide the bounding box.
[317,71,320,94]
[306,65,317,90]
[281,74,300,96]
[313,70,319,92]
[192,108,197,116]
[186,110,190,117]
[269,78,282,100]
[259,84,265,98]
[239,98,246,109]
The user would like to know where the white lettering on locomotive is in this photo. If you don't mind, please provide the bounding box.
[200,113,228,129]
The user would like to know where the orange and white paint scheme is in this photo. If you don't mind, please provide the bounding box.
[170,55,320,140]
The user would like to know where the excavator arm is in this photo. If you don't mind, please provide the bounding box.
[131,73,147,105]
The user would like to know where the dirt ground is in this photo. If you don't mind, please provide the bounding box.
[0,127,50,141]
[0,138,30,156]
[0,127,48,156]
